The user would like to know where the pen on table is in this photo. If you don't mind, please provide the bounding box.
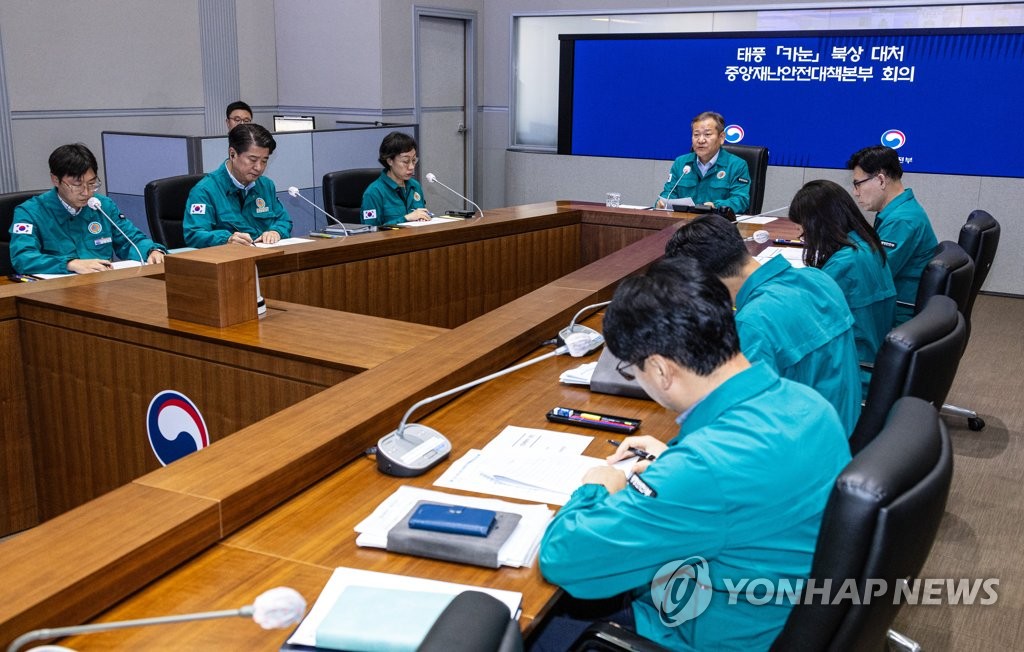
[607,439,656,461]
[772,238,804,247]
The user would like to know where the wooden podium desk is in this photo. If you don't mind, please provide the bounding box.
[0,204,799,649]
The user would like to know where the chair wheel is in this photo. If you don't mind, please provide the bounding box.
[968,416,986,431]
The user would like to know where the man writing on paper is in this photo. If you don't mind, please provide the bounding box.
[537,257,850,651]
[9,143,166,274]
[184,123,292,247]
[655,111,750,214]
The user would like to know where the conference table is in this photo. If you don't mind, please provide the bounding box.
[0,202,799,649]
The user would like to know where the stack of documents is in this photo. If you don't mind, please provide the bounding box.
[354,485,551,568]
[559,361,597,385]
[284,567,521,651]
[755,246,806,268]
[433,426,633,505]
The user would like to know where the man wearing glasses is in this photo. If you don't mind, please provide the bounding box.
[184,123,292,248]
[9,143,166,274]
[537,256,849,651]
[847,145,937,326]
[360,131,431,226]
[225,100,253,132]
[655,111,750,214]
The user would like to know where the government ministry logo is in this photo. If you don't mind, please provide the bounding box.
[651,556,713,626]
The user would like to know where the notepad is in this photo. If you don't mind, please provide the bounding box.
[314,585,454,652]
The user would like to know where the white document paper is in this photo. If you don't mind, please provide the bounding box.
[434,425,633,505]
[735,215,778,224]
[353,485,552,567]
[254,237,314,248]
[755,246,806,268]
[395,216,461,227]
[560,361,597,385]
[286,567,522,647]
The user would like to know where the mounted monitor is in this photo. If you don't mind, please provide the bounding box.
[558,28,1024,178]
[273,115,316,132]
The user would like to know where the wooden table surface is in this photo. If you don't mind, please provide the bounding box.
[0,203,801,649]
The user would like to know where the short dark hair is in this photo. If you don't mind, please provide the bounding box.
[691,111,725,132]
[378,131,418,168]
[228,123,276,155]
[225,101,253,119]
[789,179,887,269]
[48,143,98,179]
[847,145,903,180]
[664,213,750,278]
[603,256,740,377]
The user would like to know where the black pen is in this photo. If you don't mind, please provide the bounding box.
[773,238,804,247]
[607,439,656,461]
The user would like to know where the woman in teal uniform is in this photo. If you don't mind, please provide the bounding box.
[790,179,896,397]
[360,132,431,226]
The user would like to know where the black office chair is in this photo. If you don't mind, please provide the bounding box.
[0,189,47,276]
[722,143,769,214]
[771,396,952,651]
[143,174,204,250]
[940,210,1001,431]
[912,240,974,318]
[849,295,966,455]
[570,398,951,652]
[322,168,380,223]
[418,591,522,652]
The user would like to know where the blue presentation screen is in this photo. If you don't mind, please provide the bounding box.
[558,29,1024,177]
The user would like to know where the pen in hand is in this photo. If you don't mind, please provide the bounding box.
[607,439,656,461]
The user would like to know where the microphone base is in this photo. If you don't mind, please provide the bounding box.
[557,324,604,355]
[376,424,451,477]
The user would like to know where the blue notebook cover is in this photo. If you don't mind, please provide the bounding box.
[314,585,454,652]
[407,502,496,537]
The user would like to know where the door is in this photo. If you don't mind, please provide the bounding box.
[415,11,475,212]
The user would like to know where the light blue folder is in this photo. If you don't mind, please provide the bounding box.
[314,585,455,652]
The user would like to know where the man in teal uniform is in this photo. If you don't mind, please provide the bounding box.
[10,143,166,275]
[537,257,850,651]
[666,214,861,436]
[847,145,937,326]
[360,131,430,226]
[656,111,750,214]
[184,123,292,248]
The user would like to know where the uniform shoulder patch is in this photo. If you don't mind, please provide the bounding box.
[880,239,897,249]
[362,209,377,221]
[11,222,33,235]
[627,472,657,498]
[190,203,207,215]
[737,177,750,184]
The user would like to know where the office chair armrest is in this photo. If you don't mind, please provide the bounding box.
[569,622,672,652]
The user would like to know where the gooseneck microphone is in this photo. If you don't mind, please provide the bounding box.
[559,300,612,353]
[287,186,349,236]
[736,205,790,222]
[6,587,306,652]
[658,165,687,207]
[86,197,145,264]
[424,173,484,220]
[374,329,600,477]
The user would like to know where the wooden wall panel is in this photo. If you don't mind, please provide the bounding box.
[259,225,582,328]
[0,320,38,534]
[21,322,330,521]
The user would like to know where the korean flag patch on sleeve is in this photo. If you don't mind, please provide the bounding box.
[190,203,207,215]
[12,222,33,235]
[362,209,377,222]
